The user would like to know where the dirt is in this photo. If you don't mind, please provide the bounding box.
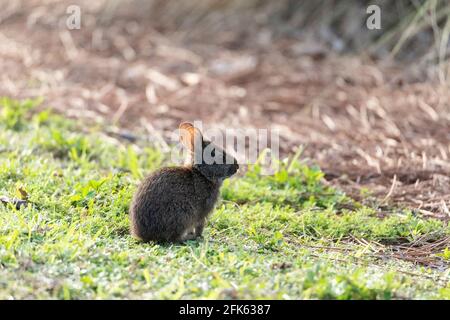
[0,1,449,219]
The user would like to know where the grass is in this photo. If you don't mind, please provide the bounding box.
[0,98,449,299]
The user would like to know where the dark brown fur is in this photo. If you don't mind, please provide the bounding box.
[129,123,238,243]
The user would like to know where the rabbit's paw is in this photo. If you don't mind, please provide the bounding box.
[180,227,197,241]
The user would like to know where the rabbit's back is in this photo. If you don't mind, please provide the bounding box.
[134,167,194,200]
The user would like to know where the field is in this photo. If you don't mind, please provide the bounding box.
[1,0,450,300]
[0,99,449,299]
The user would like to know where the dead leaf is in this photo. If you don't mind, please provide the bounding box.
[16,186,29,200]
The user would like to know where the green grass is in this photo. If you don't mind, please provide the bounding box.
[0,98,449,299]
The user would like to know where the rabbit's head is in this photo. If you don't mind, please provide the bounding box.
[180,122,239,182]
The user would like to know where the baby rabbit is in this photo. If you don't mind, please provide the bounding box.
[130,122,239,243]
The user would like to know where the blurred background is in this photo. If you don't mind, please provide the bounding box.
[0,0,450,217]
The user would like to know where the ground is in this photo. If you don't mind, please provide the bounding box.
[1,1,450,218]
[0,99,449,299]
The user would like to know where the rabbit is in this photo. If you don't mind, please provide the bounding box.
[129,122,239,243]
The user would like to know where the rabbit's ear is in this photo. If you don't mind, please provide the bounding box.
[179,122,203,153]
